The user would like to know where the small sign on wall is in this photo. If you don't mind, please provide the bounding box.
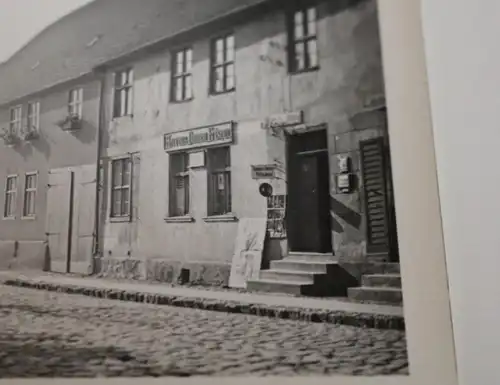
[337,174,353,194]
[188,151,205,168]
[251,164,277,179]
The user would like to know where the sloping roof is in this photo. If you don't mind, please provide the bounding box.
[0,0,269,106]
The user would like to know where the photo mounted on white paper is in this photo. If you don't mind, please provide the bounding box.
[0,0,409,379]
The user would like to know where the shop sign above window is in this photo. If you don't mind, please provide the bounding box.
[164,121,234,153]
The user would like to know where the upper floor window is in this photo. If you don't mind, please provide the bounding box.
[110,157,132,218]
[23,172,37,218]
[113,68,133,118]
[3,175,17,218]
[9,106,22,133]
[169,153,190,217]
[27,101,40,131]
[69,88,83,118]
[210,34,235,94]
[171,48,193,102]
[288,6,319,72]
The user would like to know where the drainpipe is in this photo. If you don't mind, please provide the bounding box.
[91,69,106,274]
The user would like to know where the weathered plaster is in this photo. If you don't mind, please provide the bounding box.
[99,0,387,277]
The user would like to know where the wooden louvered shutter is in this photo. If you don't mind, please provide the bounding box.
[360,137,391,255]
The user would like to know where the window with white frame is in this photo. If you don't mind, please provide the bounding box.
[113,68,134,118]
[171,48,193,102]
[207,147,231,216]
[68,88,83,118]
[3,175,17,218]
[169,153,190,217]
[288,5,319,72]
[110,157,132,218]
[9,106,22,133]
[23,173,37,217]
[27,101,40,131]
[210,34,235,94]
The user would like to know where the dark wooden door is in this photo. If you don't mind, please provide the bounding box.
[287,130,332,253]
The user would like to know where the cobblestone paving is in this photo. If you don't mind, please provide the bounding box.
[0,286,409,378]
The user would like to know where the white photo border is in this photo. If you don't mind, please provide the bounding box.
[6,1,458,385]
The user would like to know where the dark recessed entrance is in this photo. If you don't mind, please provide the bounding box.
[287,129,332,253]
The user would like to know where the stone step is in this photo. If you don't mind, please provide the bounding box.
[246,279,314,296]
[361,263,400,275]
[259,269,318,284]
[347,286,403,305]
[270,260,338,274]
[286,252,338,263]
[362,274,402,288]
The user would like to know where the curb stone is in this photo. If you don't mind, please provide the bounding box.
[2,278,405,331]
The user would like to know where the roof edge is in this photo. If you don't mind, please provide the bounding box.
[0,71,98,109]
[94,0,273,70]
[0,0,276,107]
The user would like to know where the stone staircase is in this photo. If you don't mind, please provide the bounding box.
[246,252,354,297]
[347,263,403,305]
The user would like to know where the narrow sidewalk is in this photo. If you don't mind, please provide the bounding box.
[0,270,405,330]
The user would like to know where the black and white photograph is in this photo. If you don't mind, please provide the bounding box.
[0,0,441,380]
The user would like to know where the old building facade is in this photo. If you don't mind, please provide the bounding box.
[0,76,101,273]
[0,0,399,298]
[95,0,398,291]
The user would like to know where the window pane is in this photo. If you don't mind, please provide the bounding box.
[112,190,121,215]
[295,42,305,70]
[294,11,304,28]
[186,49,193,72]
[176,51,184,75]
[307,39,318,67]
[112,161,122,187]
[175,77,183,101]
[6,177,15,191]
[226,35,235,61]
[120,71,128,86]
[215,39,224,64]
[226,64,235,90]
[122,159,131,186]
[307,7,316,24]
[184,75,192,99]
[184,175,190,214]
[295,24,304,39]
[214,67,224,92]
[126,87,133,115]
[26,175,36,189]
[120,89,127,116]
[122,187,130,215]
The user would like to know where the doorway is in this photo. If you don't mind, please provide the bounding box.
[45,165,96,274]
[287,129,332,253]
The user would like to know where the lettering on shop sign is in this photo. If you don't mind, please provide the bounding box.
[164,122,234,152]
[251,164,277,179]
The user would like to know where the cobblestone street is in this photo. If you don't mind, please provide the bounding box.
[0,285,409,378]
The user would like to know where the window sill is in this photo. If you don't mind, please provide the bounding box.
[209,88,236,96]
[289,66,320,75]
[109,216,131,223]
[21,216,36,221]
[112,114,133,122]
[203,214,238,223]
[170,98,194,105]
[2,216,15,221]
[164,215,195,223]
